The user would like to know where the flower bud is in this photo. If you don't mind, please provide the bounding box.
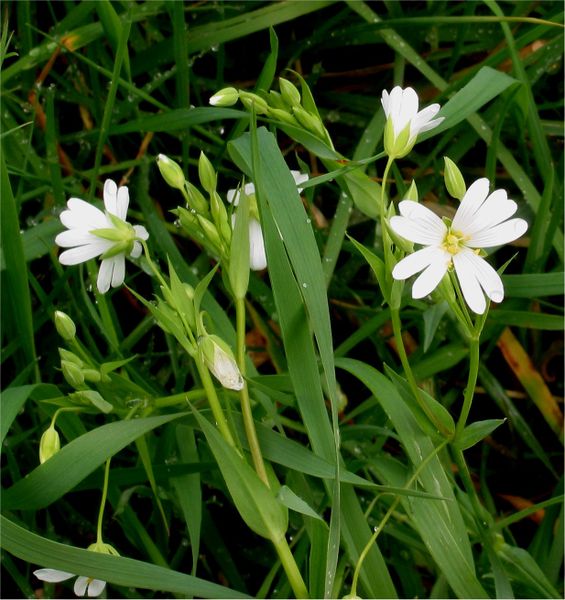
[279,77,301,107]
[61,360,85,388]
[268,107,298,126]
[443,156,466,201]
[82,368,101,383]
[210,191,232,245]
[39,425,60,463]
[197,215,223,253]
[239,91,270,115]
[59,348,83,367]
[185,182,210,215]
[198,152,217,194]
[54,311,76,341]
[209,87,239,107]
[199,334,243,391]
[293,106,326,139]
[157,154,186,191]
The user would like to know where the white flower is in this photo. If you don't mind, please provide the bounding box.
[226,171,308,271]
[389,178,528,314]
[381,86,443,158]
[199,334,244,391]
[55,180,149,293]
[34,568,106,598]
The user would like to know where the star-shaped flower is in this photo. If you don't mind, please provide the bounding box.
[55,180,149,293]
[389,178,528,314]
[227,171,308,271]
[381,86,443,158]
[34,569,106,598]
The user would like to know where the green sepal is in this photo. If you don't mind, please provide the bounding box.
[69,390,113,414]
[228,187,250,299]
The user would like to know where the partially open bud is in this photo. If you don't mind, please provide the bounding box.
[39,425,61,463]
[443,156,466,201]
[157,154,186,191]
[199,334,244,391]
[209,87,239,107]
[54,311,76,341]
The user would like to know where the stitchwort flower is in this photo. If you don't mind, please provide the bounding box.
[390,178,528,314]
[34,569,107,598]
[227,171,308,271]
[55,180,149,293]
[381,86,443,158]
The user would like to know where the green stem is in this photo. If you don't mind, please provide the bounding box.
[194,353,237,448]
[455,335,480,438]
[235,297,269,486]
[379,157,395,282]
[96,458,112,544]
[271,535,309,599]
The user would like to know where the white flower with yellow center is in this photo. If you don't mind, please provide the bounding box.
[390,178,528,314]
[381,86,443,158]
[55,180,149,293]
[34,569,106,598]
[227,171,308,271]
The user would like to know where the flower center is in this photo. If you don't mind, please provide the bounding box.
[442,229,467,255]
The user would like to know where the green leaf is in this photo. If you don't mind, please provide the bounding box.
[422,301,449,353]
[192,408,288,541]
[454,418,507,450]
[277,485,325,522]
[228,187,250,299]
[502,272,564,298]
[348,235,388,299]
[0,516,248,599]
[487,310,564,330]
[2,412,189,510]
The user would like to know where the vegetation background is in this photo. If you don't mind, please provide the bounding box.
[1,1,563,598]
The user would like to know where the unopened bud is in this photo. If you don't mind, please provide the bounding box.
[443,156,466,201]
[54,311,76,341]
[59,348,83,367]
[61,360,85,388]
[39,425,60,464]
[157,154,186,191]
[82,368,101,383]
[209,87,239,107]
[279,77,301,107]
[293,105,326,139]
[239,92,270,115]
[199,334,243,391]
[198,152,217,194]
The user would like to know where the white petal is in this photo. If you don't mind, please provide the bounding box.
[392,246,444,280]
[130,241,142,259]
[59,241,113,265]
[417,116,444,134]
[34,569,75,583]
[248,218,267,270]
[453,251,486,314]
[381,89,391,116]
[395,87,418,136]
[411,255,450,298]
[467,218,528,248]
[464,252,504,303]
[56,229,101,248]
[410,104,440,138]
[390,201,446,245]
[451,178,490,232]
[97,258,114,294]
[243,182,256,197]
[111,255,126,288]
[60,199,107,230]
[87,579,106,598]
[116,185,129,220]
[74,576,89,596]
[226,188,239,205]
[290,170,309,192]
[462,190,517,236]
[133,224,149,240]
[103,180,118,215]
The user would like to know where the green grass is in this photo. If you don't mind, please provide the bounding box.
[1,1,563,599]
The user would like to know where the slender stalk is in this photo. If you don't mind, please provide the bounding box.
[455,335,480,438]
[96,458,112,544]
[235,297,269,486]
[194,354,237,448]
[271,535,309,599]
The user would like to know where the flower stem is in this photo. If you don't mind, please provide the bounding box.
[455,335,480,438]
[235,297,269,486]
[379,157,395,282]
[271,535,309,599]
[96,458,111,545]
[194,353,237,448]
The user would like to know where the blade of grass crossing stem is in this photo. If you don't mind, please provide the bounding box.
[171,0,190,166]
[171,424,202,576]
[0,154,39,381]
[336,358,489,599]
[44,88,65,205]
[248,123,340,598]
[0,516,248,599]
[346,1,563,257]
[2,413,189,510]
[230,127,396,598]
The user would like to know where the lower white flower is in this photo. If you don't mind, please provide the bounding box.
[227,171,308,271]
[389,178,528,314]
[34,569,106,598]
[55,179,149,293]
[199,334,244,391]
